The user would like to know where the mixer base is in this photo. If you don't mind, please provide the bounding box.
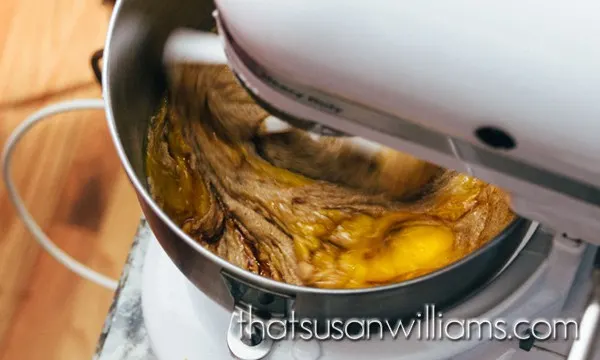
[141,230,597,360]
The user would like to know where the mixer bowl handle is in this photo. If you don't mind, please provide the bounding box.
[221,269,296,359]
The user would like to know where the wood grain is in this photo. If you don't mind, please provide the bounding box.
[0,0,142,359]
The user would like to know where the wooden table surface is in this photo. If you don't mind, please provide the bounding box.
[0,0,142,359]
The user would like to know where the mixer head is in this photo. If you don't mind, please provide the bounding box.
[163,1,600,244]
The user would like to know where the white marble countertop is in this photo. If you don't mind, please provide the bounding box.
[93,219,157,360]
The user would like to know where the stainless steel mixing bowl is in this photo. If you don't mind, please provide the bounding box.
[102,0,532,351]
